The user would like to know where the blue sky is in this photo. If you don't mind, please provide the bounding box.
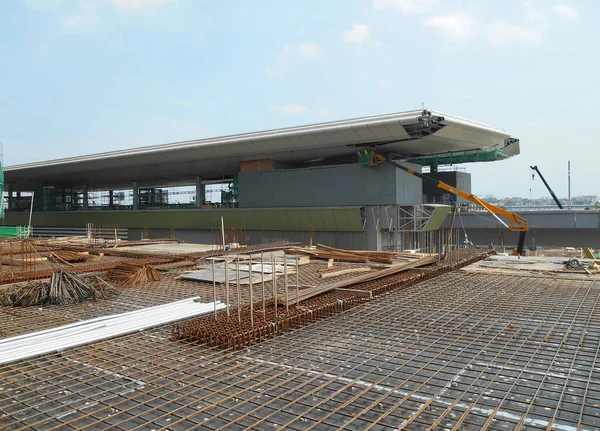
[0,0,597,198]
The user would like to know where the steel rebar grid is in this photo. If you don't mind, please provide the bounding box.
[1,268,481,430]
[4,252,600,431]
[171,250,489,351]
[3,275,598,429]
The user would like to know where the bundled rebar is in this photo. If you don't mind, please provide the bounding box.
[50,250,89,263]
[104,262,161,286]
[0,271,119,307]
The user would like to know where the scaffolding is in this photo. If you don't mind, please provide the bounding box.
[372,205,452,253]
[138,188,168,208]
[86,223,121,246]
[32,183,231,212]
[221,175,238,207]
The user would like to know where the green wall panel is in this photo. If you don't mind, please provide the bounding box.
[320,209,337,230]
[345,208,364,231]
[297,210,312,230]
[423,205,452,231]
[3,207,365,232]
[309,209,324,230]
[335,210,351,232]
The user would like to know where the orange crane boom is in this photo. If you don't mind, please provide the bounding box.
[369,151,529,255]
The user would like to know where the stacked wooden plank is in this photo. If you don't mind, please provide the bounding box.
[279,254,438,305]
[104,262,162,286]
[284,244,429,265]
[319,268,372,279]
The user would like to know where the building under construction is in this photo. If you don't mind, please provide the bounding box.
[2,109,524,251]
[2,110,600,430]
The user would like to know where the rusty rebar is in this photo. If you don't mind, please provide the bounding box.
[261,251,265,317]
[172,249,494,351]
[249,254,254,327]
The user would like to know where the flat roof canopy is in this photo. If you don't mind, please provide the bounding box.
[4,109,519,191]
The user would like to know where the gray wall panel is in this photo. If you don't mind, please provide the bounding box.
[239,163,422,208]
[396,164,424,205]
[459,228,600,249]
[423,172,471,204]
[439,210,600,249]
[443,211,600,230]
[574,213,598,228]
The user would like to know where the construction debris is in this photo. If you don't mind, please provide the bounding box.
[0,271,118,307]
[104,262,162,286]
[463,253,600,278]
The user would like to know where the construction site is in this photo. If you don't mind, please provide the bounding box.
[2,110,600,430]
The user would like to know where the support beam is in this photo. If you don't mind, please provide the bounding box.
[195,176,204,207]
[132,182,139,210]
[7,188,14,211]
[109,190,114,208]
[82,185,89,210]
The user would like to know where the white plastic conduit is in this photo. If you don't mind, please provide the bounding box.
[0,297,225,366]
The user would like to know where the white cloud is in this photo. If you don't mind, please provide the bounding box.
[343,24,370,44]
[265,44,294,78]
[109,0,177,13]
[62,1,98,32]
[523,0,546,22]
[269,104,308,115]
[425,12,474,41]
[372,0,436,14]
[297,43,323,58]
[265,43,322,78]
[485,21,543,46]
[552,4,578,20]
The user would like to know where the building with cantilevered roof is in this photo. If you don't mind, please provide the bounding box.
[3,109,522,250]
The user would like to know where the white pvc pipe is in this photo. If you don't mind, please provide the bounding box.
[1,304,224,364]
[0,298,224,366]
[0,296,204,345]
